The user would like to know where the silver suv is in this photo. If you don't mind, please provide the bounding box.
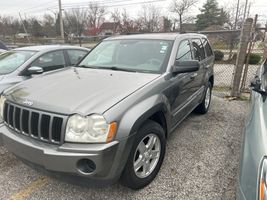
[0,33,214,189]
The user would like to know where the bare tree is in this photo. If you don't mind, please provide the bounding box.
[88,2,106,29]
[138,4,161,32]
[64,8,88,37]
[170,0,198,33]
[222,1,247,61]
[0,16,21,39]
[223,1,246,30]
[111,9,121,23]
[42,14,55,36]
[121,9,134,33]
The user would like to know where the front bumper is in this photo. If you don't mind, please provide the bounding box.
[0,125,133,184]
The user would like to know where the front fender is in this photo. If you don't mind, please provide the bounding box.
[115,94,171,140]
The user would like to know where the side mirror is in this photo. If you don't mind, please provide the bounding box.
[172,60,200,74]
[27,66,44,75]
[250,76,267,99]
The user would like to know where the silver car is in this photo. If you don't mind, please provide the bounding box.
[0,33,214,189]
[237,59,267,200]
[0,45,89,93]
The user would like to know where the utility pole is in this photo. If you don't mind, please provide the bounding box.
[18,12,30,43]
[243,0,249,23]
[231,18,253,97]
[234,0,240,29]
[58,0,64,41]
[240,15,258,91]
[247,2,251,17]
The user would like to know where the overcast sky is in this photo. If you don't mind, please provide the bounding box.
[0,0,266,24]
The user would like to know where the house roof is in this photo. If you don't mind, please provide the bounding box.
[99,22,120,31]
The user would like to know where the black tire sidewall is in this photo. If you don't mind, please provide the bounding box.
[121,120,166,189]
[195,82,212,114]
[204,82,212,111]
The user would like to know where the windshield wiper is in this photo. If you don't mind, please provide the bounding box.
[97,66,137,73]
[76,65,137,72]
[76,65,97,69]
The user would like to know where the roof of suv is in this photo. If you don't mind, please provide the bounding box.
[105,33,207,41]
[13,45,89,52]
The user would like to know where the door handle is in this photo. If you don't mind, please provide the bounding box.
[190,73,198,79]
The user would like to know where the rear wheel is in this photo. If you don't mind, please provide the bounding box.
[195,82,212,114]
[121,120,166,189]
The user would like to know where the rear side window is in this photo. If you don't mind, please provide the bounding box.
[202,38,213,57]
[176,40,193,61]
[67,50,87,65]
[192,39,205,61]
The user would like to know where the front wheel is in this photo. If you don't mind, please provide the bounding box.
[120,120,166,189]
[195,82,212,114]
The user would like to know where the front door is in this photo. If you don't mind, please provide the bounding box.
[169,39,200,127]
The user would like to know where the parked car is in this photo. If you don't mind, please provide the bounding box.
[0,45,89,93]
[0,40,8,50]
[237,59,267,200]
[0,33,214,189]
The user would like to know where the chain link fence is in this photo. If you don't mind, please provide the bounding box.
[205,29,265,97]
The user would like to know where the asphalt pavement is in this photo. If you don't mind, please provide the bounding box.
[0,96,248,200]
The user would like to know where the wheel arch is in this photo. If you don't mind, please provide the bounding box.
[116,95,171,140]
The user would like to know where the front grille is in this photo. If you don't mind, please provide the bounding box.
[3,101,67,144]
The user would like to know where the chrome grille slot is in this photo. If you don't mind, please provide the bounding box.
[14,107,21,130]
[8,105,14,127]
[41,114,50,140]
[21,110,30,134]
[31,112,39,137]
[52,117,63,142]
[3,101,67,144]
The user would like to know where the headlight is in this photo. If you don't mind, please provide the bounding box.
[65,114,117,143]
[0,96,6,122]
[259,158,267,200]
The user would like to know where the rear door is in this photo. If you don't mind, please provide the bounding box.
[201,38,214,75]
[191,38,206,91]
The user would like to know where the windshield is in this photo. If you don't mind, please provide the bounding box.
[78,39,173,73]
[0,50,36,74]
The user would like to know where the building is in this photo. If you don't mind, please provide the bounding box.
[98,22,122,36]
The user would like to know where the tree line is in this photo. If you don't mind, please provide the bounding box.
[0,0,254,39]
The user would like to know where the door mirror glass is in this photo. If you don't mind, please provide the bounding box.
[27,66,44,75]
[173,60,200,74]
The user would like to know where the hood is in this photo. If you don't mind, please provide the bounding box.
[4,67,160,115]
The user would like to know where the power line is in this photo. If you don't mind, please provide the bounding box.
[20,0,57,12]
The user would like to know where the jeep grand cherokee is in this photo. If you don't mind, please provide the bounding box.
[0,33,214,189]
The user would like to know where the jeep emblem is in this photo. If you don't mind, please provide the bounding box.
[22,99,33,106]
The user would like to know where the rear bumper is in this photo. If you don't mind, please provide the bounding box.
[0,125,134,184]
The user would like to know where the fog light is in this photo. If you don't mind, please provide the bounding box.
[77,159,96,174]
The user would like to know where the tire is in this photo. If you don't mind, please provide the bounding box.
[120,120,166,190]
[195,82,212,114]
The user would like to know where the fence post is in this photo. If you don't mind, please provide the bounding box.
[240,15,258,92]
[230,18,253,97]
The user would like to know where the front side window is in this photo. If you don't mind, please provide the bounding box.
[192,39,206,61]
[0,51,36,74]
[31,50,66,72]
[176,40,193,61]
[79,39,173,73]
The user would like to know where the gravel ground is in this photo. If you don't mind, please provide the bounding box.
[0,96,248,200]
